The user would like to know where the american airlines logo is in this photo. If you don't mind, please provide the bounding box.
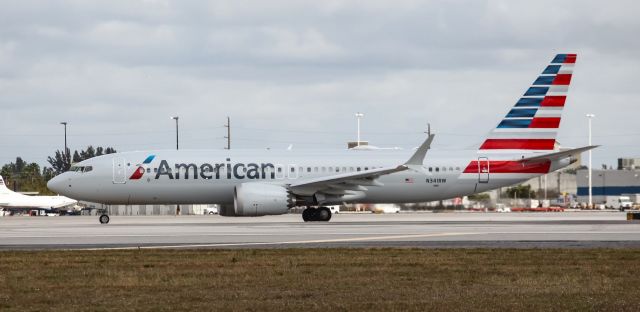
[131,155,277,180]
[129,155,156,180]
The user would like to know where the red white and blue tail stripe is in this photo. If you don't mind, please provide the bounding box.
[479,54,576,152]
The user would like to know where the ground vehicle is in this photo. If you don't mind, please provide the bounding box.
[605,196,633,210]
[372,204,400,214]
[204,206,219,215]
[495,204,511,213]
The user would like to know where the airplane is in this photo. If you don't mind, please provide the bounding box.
[47,53,594,224]
[0,175,77,213]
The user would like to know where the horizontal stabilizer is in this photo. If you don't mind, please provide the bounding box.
[521,145,598,162]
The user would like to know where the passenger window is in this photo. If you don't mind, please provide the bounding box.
[350,167,354,172]
[154,168,158,173]
[449,167,453,171]
[307,167,311,173]
[314,167,318,172]
[328,167,333,172]
[456,167,460,171]
[435,167,440,172]
[428,167,432,172]
[442,167,447,172]
[342,167,347,172]
[357,167,361,172]
[364,167,369,171]
[146,168,150,173]
[83,166,93,173]
[278,167,282,173]
[290,167,295,173]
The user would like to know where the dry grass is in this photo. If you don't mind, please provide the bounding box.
[0,248,639,311]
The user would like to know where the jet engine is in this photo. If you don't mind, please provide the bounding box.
[230,183,293,216]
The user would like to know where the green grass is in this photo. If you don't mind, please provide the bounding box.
[1,248,640,311]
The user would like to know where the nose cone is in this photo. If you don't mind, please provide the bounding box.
[47,174,66,195]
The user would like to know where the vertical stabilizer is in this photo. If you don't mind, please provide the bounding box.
[479,53,577,152]
[0,175,9,193]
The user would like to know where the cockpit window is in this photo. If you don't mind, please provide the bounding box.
[69,166,92,173]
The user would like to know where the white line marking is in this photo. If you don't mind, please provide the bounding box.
[81,232,474,250]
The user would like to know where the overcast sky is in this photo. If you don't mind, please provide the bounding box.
[0,0,638,169]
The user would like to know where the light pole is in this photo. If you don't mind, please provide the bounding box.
[355,112,364,147]
[60,122,68,152]
[171,116,179,150]
[586,113,595,208]
[171,116,180,216]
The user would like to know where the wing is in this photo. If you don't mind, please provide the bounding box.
[288,134,435,202]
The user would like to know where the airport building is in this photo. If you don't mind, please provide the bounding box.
[576,168,640,204]
[618,157,640,170]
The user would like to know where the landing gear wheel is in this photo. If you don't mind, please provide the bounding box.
[302,208,317,222]
[317,207,332,222]
[99,214,110,224]
[301,207,331,222]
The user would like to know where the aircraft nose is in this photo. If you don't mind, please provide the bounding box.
[47,174,67,194]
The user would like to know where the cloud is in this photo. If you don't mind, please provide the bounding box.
[0,0,638,168]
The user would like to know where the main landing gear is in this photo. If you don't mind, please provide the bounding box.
[302,207,332,222]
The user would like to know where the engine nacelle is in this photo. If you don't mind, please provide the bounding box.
[233,183,291,216]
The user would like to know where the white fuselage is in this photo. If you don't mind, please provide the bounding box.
[47,148,568,206]
[0,189,77,209]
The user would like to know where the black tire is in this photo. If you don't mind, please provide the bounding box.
[99,214,110,224]
[303,208,320,222]
[317,207,332,222]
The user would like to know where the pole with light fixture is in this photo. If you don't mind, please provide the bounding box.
[171,116,180,215]
[171,116,179,150]
[60,122,68,154]
[586,113,595,208]
[355,112,364,147]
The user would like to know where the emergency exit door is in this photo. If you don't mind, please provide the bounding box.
[478,157,489,183]
[113,157,127,184]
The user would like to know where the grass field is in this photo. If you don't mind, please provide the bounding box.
[1,248,640,311]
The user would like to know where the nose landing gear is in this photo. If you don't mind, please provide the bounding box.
[302,207,332,222]
[99,214,110,224]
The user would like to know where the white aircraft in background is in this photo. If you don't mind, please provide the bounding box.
[0,175,77,212]
[48,54,595,224]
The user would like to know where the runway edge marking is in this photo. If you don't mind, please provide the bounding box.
[79,232,476,251]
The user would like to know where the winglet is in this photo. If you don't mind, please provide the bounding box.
[405,134,435,166]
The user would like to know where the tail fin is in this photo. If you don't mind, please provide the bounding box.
[0,175,8,190]
[479,53,576,152]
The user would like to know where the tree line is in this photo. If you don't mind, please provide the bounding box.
[1,146,116,194]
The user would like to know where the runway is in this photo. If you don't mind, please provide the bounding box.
[1,211,640,250]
